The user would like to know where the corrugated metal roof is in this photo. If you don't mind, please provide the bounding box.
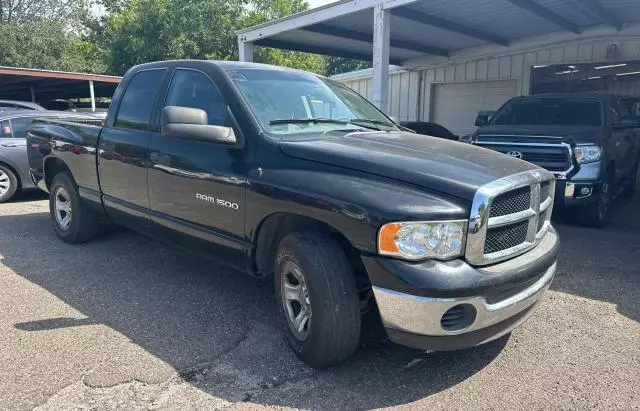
[238,0,640,65]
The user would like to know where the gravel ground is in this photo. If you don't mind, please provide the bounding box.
[0,191,639,410]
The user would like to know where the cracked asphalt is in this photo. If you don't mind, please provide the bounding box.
[0,191,639,410]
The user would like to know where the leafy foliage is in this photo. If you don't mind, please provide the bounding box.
[0,0,371,78]
[98,0,326,75]
[0,21,105,72]
[0,0,90,26]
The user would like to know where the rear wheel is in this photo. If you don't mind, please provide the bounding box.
[49,173,99,243]
[275,231,361,368]
[0,165,18,203]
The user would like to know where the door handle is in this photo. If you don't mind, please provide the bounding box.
[0,143,21,148]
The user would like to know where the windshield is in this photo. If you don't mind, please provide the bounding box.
[492,98,603,127]
[227,68,397,136]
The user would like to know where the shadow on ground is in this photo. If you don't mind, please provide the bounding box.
[551,192,640,325]
[0,211,507,409]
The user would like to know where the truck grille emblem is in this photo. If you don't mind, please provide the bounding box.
[507,151,523,159]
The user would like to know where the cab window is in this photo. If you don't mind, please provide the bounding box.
[115,69,165,131]
[164,69,227,126]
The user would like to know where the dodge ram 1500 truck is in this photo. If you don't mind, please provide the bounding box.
[28,60,559,368]
[473,93,640,227]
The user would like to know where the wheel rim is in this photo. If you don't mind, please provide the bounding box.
[0,169,10,196]
[599,181,610,221]
[281,260,312,341]
[54,187,72,230]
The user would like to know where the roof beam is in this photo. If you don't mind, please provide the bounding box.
[254,38,404,65]
[505,0,581,34]
[390,7,509,47]
[238,0,377,42]
[581,0,623,31]
[302,24,449,57]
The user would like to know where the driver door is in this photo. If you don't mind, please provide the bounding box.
[147,65,248,266]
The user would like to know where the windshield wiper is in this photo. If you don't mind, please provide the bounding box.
[269,118,379,130]
[349,118,396,128]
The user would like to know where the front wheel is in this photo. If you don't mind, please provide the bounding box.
[49,173,100,243]
[275,231,361,368]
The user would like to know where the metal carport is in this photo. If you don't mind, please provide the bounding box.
[237,0,640,113]
[0,67,121,111]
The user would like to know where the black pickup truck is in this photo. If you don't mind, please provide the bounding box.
[28,60,559,368]
[473,94,640,227]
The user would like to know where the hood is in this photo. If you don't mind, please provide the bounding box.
[475,125,604,145]
[279,131,540,201]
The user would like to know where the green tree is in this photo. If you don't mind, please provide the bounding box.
[98,0,326,75]
[325,56,371,76]
[0,0,91,26]
[0,21,105,73]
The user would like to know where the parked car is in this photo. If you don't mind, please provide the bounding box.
[0,100,45,111]
[28,60,559,368]
[401,121,458,140]
[472,94,640,227]
[0,111,102,203]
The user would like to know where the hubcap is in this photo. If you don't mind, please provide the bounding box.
[0,170,9,196]
[281,260,311,341]
[599,181,610,220]
[54,187,72,230]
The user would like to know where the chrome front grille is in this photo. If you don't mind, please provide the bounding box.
[489,187,531,217]
[475,140,574,176]
[484,221,529,254]
[466,170,555,266]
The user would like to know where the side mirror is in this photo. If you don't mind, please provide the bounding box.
[475,110,495,127]
[474,114,489,127]
[161,106,237,145]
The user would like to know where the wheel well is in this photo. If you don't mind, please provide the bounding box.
[44,158,71,190]
[0,161,21,190]
[254,213,368,279]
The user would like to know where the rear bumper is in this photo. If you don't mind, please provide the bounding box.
[365,229,558,351]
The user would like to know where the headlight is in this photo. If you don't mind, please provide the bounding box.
[574,145,601,164]
[378,221,466,261]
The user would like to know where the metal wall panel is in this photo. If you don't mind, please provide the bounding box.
[341,70,420,121]
[338,36,640,125]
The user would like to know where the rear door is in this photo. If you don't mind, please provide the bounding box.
[98,68,168,223]
[0,116,32,186]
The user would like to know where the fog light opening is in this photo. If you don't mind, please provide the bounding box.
[440,304,477,332]
[575,185,593,198]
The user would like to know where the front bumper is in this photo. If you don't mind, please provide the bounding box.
[366,229,559,351]
[554,161,603,208]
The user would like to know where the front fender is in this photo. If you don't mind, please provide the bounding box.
[246,168,468,254]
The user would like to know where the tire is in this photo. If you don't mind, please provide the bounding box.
[574,175,612,228]
[275,231,361,368]
[0,164,18,203]
[620,160,639,198]
[49,172,99,243]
